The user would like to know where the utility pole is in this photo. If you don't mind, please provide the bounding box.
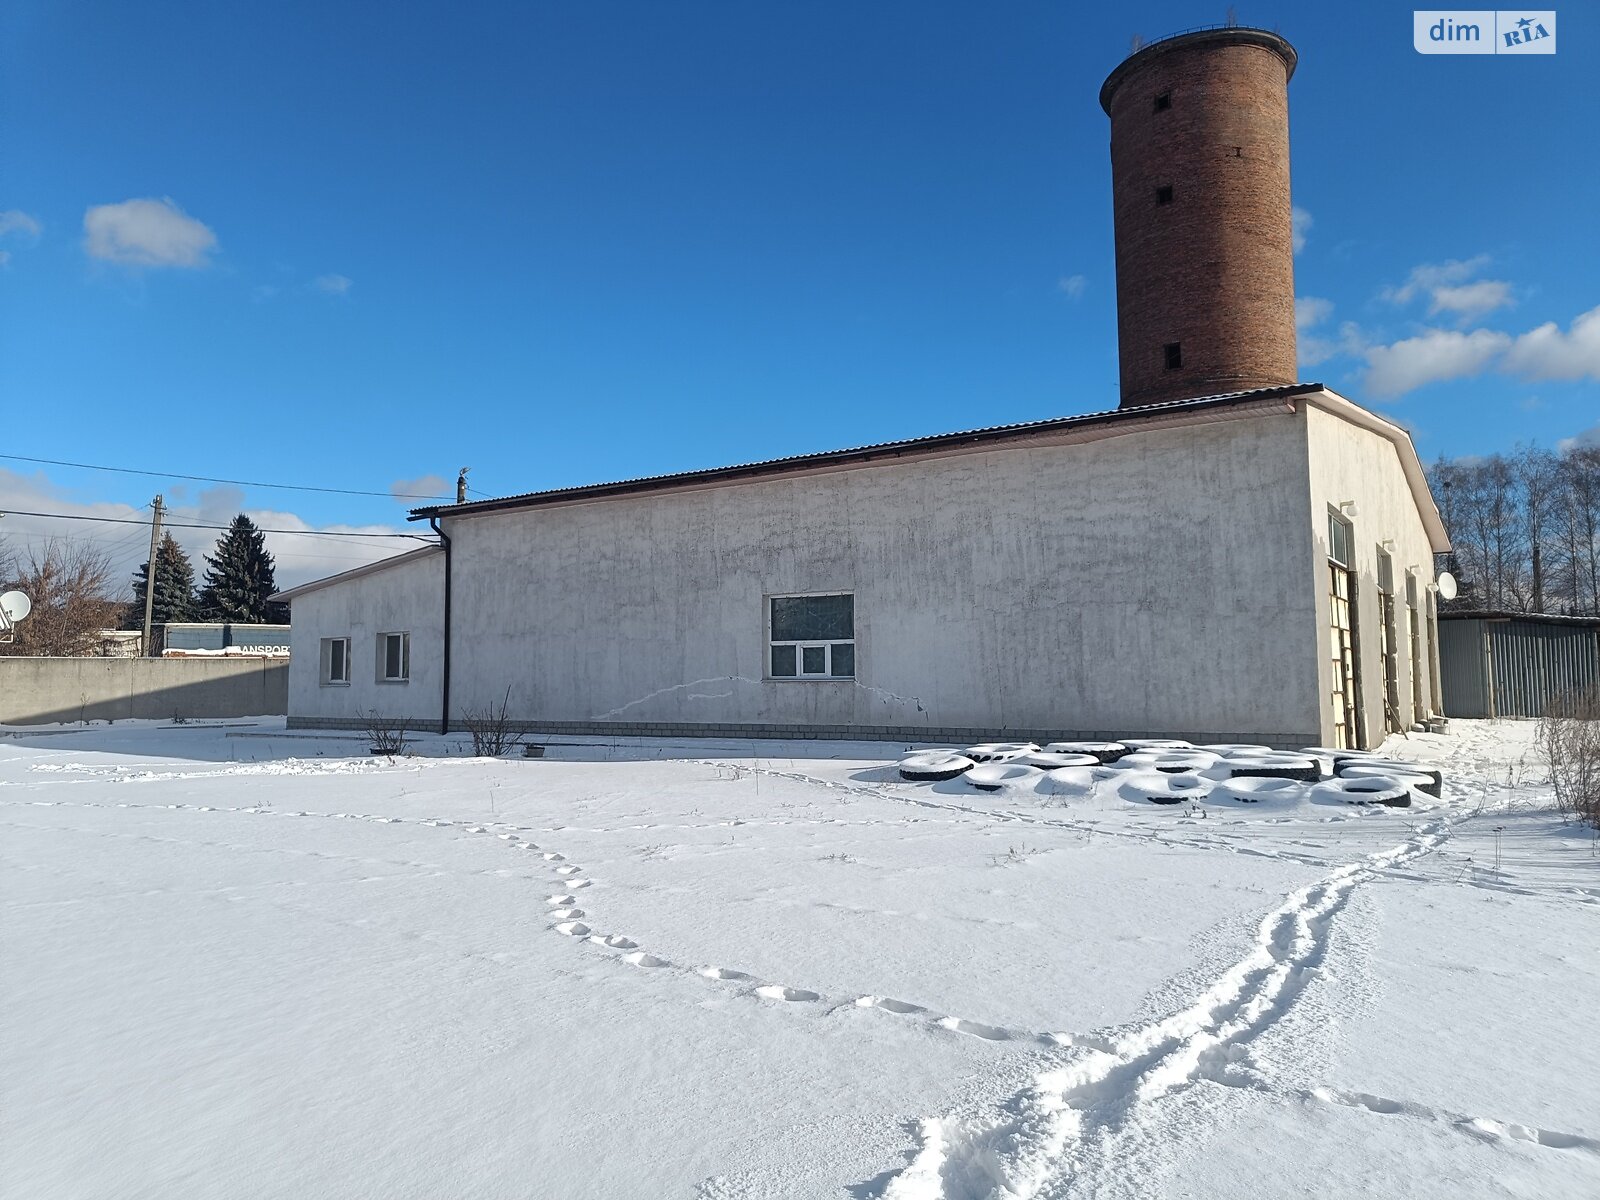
[141,495,165,657]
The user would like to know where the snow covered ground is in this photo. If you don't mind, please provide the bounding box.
[3,718,1596,1198]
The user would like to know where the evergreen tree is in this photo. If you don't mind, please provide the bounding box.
[197,515,288,623]
[125,532,199,629]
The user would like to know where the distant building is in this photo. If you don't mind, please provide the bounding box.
[273,29,1452,751]
[159,622,292,657]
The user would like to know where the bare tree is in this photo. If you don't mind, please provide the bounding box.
[1432,445,1600,617]
[1515,446,1559,613]
[0,539,126,657]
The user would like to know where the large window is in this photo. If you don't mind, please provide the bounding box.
[321,637,351,686]
[378,632,410,683]
[769,593,854,679]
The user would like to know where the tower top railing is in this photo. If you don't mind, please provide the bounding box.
[1100,25,1296,113]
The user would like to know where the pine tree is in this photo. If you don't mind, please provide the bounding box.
[126,532,199,628]
[197,515,288,623]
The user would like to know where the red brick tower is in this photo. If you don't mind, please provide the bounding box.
[1100,28,1299,409]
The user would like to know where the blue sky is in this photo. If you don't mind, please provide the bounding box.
[2,2,1596,586]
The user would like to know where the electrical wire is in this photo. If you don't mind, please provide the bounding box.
[0,453,454,500]
[0,508,435,541]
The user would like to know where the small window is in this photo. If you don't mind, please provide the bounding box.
[1163,342,1182,370]
[1328,511,1354,567]
[1155,185,1173,205]
[1153,92,1171,112]
[378,632,410,682]
[1376,548,1394,595]
[769,593,854,679]
[1405,571,1419,607]
[321,637,351,685]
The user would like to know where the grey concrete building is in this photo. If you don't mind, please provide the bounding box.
[277,385,1448,750]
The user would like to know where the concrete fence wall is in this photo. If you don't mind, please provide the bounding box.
[0,657,288,726]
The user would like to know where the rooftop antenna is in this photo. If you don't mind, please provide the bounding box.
[1226,6,1239,27]
[0,590,33,644]
[456,468,470,504]
[1130,33,1146,52]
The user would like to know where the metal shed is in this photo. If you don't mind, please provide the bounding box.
[160,623,291,654]
[1438,612,1600,718]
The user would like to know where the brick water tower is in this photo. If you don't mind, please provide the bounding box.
[1100,28,1299,409]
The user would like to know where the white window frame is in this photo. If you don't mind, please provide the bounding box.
[767,591,855,680]
[321,636,351,686]
[377,631,410,683]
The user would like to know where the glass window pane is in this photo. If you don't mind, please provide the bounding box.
[772,594,853,642]
[771,644,797,677]
[385,636,401,678]
[1328,515,1352,566]
[801,645,827,674]
[830,643,854,677]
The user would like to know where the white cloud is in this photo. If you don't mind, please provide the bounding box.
[0,468,422,592]
[1557,424,1600,453]
[1502,305,1600,382]
[1429,279,1512,321]
[1291,206,1312,254]
[1057,274,1086,299]
[1295,296,1333,331]
[1382,256,1488,305]
[1362,327,1511,397]
[390,475,450,501]
[0,210,42,239]
[314,273,353,295]
[83,197,217,268]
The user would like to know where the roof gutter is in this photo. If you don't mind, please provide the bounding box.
[428,515,452,735]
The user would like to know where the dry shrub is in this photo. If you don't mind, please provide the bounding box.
[462,686,524,757]
[1538,687,1600,827]
[364,712,410,755]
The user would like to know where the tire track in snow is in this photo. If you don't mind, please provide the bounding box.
[864,817,1461,1199]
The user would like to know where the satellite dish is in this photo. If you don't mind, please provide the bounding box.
[0,590,31,624]
[1437,572,1458,601]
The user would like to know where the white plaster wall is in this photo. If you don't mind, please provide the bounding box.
[1304,403,1440,749]
[445,410,1324,743]
[285,551,445,728]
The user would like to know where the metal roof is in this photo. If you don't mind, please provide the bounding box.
[408,383,1321,524]
[1441,610,1600,628]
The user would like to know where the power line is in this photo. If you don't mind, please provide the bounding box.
[0,453,453,500]
[0,508,435,541]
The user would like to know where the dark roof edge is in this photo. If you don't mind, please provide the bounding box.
[1440,609,1600,627]
[409,383,1319,524]
[1100,26,1297,114]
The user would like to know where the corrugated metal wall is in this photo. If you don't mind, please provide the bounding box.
[1440,619,1490,717]
[1440,618,1600,718]
[163,623,291,651]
